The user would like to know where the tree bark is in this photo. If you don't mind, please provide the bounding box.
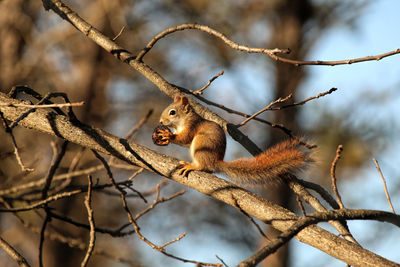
[1,92,398,267]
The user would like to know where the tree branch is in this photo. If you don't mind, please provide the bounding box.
[0,236,30,267]
[1,92,398,267]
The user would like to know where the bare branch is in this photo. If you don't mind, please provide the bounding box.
[215,255,229,267]
[0,165,104,197]
[39,140,68,267]
[373,158,396,214]
[134,23,400,66]
[39,0,271,158]
[0,111,34,172]
[297,179,341,210]
[42,141,68,200]
[136,23,289,61]
[178,86,296,138]
[0,236,30,267]
[287,175,358,244]
[0,101,85,109]
[81,175,95,267]
[330,145,345,209]
[135,188,186,220]
[238,94,292,127]
[296,195,307,216]
[125,109,153,140]
[159,232,186,249]
[237,88,337,128]
[270,87,338,110]
[192,70,224,95]
[1,91,395,266]
[1,197,137,266]
[232,197,269,240]
[91,150,220,266]
[38,215,50,267]
[112,26,125,41]
[268,48,400,66]
[239,208,400,267]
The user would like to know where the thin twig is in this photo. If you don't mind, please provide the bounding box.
[268,48,400,66]
[91,150,219,266]
[42,141,68,199]
[48,209,134,237]
[38,140,68,267]
[0,165,104,197]
[53,147,86,192]
[296,195,307,216]
[38,215,50,267]
[159,232,186,249]
[192,70,224,95]
[287,175,358,244]
[237,88,337,127]
[0,179,157,213]
[175,84,293,132]
[125,109,153,139]
[8,91,78,130]
[136,23,289,61]
[136,23,400,66]
[0,101,85,108]
[0,196,137,266]
[0,161,142,198]
[0,189,84,213]
[373,158,396,214]
[269,88,338,110]
[297,179,341,210]
[0,235,30,267]
[128,168,144,181]
[81,175,96,267]
[232,197,269,240]
[330,145,345,209]
[134,188,186,220]
[238,94,292,127]
[215,255,228,267]
[0,111,34,172]
[112,26,125,41]
[122,180,148,204]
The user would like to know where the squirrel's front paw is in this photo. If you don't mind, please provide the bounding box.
[152,124,172,146]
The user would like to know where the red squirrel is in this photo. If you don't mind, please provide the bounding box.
[153,94,311,185]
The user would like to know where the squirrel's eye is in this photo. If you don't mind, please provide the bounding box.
[169,109,176,116]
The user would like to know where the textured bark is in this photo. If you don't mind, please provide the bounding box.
[1,92,398,267]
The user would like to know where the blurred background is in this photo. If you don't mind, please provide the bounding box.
[0,0,399,266]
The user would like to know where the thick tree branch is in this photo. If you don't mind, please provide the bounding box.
[41,0,262,156]
[1,92,399,267]
[39,2,349,239]
[239,209,400,267]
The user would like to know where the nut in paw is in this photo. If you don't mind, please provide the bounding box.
[152,124,172,146]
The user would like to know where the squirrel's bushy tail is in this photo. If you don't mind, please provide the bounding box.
[216,139,312,185]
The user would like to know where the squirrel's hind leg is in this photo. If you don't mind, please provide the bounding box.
[177,161,201,177]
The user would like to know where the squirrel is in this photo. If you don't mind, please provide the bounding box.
[153,94,312,185]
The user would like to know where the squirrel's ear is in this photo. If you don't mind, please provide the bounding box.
[181,96,191,112]
[180,95,189,106]
[174,94,189,108]
[174,95,182,103]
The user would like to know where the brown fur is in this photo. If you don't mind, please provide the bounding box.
[158,94,312,184]
[216,139,312,185]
